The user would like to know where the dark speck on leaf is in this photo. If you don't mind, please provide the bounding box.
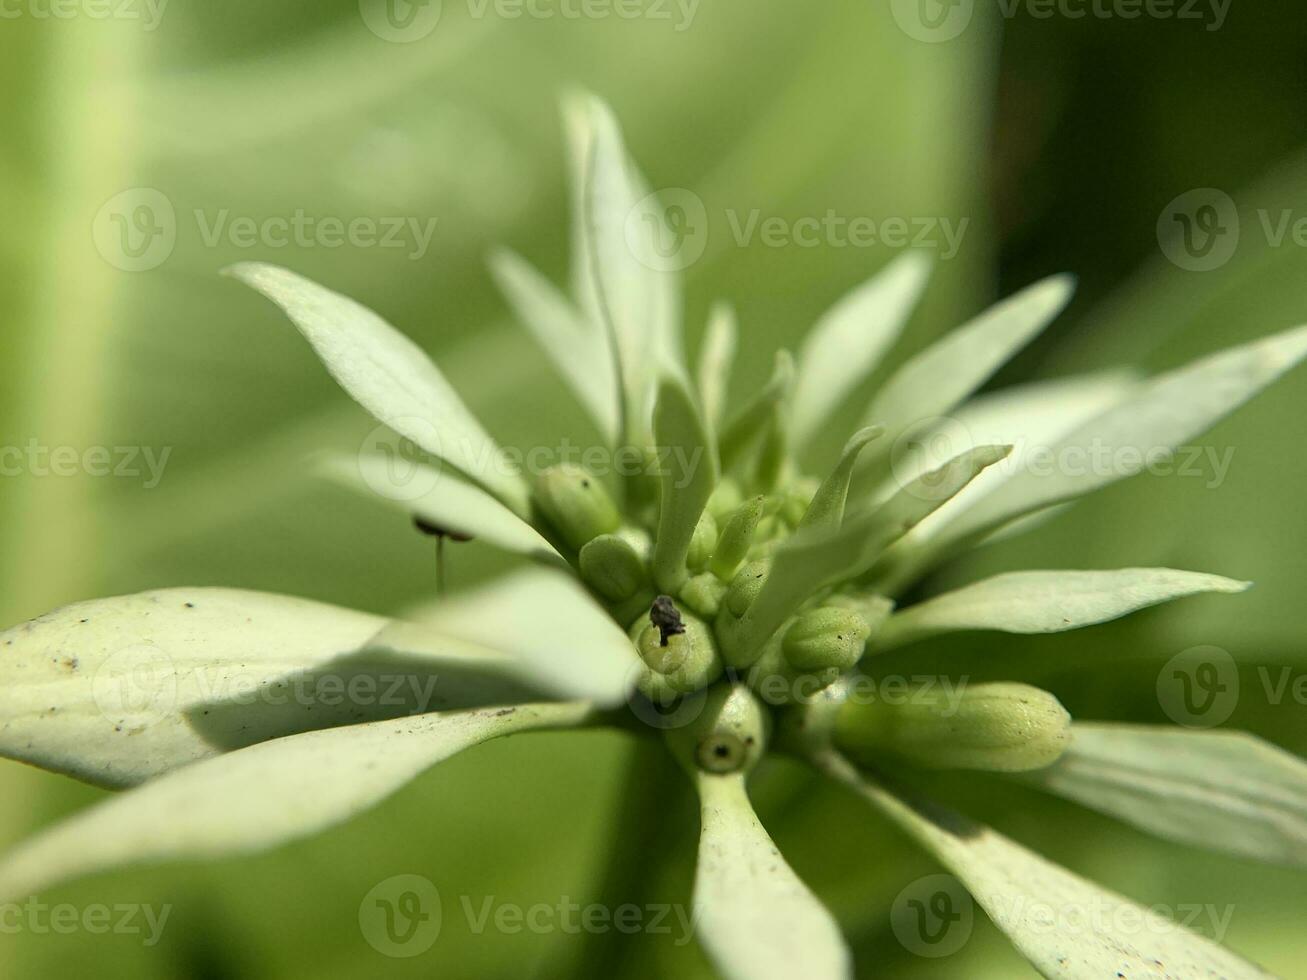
[650,596,686,647]
[185,602,195,609]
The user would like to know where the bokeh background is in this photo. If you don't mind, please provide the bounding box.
[2,1,1306,976]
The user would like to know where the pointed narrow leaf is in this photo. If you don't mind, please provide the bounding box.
[651,377,718,593]
[799,426,884,531]
[698,302,738,433]
[582,96,683,442]
[325,453,564,565]
[791,252,931,443]
[413,569,640,708]
[818,752,1274,980]
[563,90,603,323]
[226,263,531,515]
[864,275,1074,448]
[489,248,618,442]
[876,569,1250,650]
[693,772,850,980]
[940,324,1307,547]
[733,446,1009,662]
[0,703,592,903]
[1027,723,1307,866]
[864,444,1013,546]
[866,372,1140,591]
[0,589,519,788]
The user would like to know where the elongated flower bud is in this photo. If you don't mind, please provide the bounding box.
[833,681,1071,773]
[724,559,770,618]
[710,496,764,581]
[782,607,870,672]
[579,534,645,601]
[664,683,769,776]
[533,464,620,551]
[686,511,719,573]
[679,573,728,618]
[629,598,722,701]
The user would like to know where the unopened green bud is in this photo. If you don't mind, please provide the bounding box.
[711,496,764,581]
[533,464,620,550]
[664,683,769,776]
[679,573,728,618]
[833,681,1071,773]
[579,534,645,601]
[686,511,719,573]
[724,559,770,618]
[629,598,721,701]
[782,607,870,672]
[747,631,843,706]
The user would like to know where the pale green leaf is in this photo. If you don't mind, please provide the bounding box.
[651,376,718,593]
[412,569,640,708]
[0,588,549,789]
[863,275,1074,448]
[791,252,931,444]
[693,772,851,980]
[698,301,738,433]
[488,247,619,443]
[865,371,1141,591]
[818,752,1274,980]
[799,426,885,532]
[581,95,683,443]
[875,568,1250,650]
[734,446,1009,662]
[226,262,531,516]
[0,702,593,903]
[1027,723,1307,867]
[325,453,564,565]
[862,444,1013,547]
[939,324,1307,549]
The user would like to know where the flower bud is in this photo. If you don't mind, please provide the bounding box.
[579,534,646,602]
[664,683,769,776]
[629,598,722,701]
[686,511,719,573]
[533,464,620,551]
[833,681,1071,773]
[782,606,870,672]
[710,496,764,581]
[747,632,843,706]
[724,559,770,618]
[679,573,728,619]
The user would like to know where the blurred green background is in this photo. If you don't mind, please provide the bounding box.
[1,1,1305,976]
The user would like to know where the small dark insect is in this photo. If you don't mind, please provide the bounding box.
[412,516,474,542]
[650,595,686,647]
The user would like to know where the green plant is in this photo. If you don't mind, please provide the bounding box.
[2,93,1305,979]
